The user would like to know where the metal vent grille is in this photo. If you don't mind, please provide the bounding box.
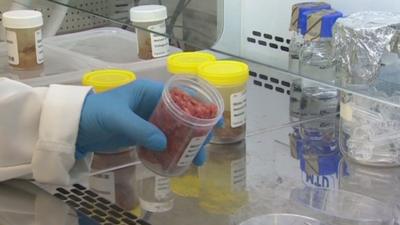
[250,69,291,96]
[247,30,290,53]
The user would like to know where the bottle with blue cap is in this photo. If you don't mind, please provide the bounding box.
[288,2,331,72]
[299,9,343,78]
[288,3,331,160]
[298,10,342,160]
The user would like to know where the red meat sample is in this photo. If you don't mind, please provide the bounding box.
[138,88,218,175]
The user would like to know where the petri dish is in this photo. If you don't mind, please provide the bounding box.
[290,186,394,225]
[239,213,326,225]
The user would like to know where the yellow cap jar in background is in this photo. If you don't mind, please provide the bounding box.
[198,60,250,144]
[167,52,216,75]
[82,69,136,93]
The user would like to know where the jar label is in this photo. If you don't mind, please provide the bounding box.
[6,30,19,65]
[35,29,44,64]
[231,157,246,192]
[302,171,338,190]
[148,23,169,58]
[230,90,247,128]
[177,136,207,167]
[340,102,353,122]
[89,172,116,202]
[155,176,171,200]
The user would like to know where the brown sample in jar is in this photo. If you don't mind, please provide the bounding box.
[137,30,153,60]
[214,111,246,143]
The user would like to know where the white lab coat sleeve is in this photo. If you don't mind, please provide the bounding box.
[0,78,92,185]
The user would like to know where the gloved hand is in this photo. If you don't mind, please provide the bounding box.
[76,79,213,166]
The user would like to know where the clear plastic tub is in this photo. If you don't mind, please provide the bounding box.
[0,43,98,82]
[138,75,224,176]
[240,213,326,225]
[43,27,181,66]
[198,60,249,144]
[290,186,394,225]
[340,92,400,167]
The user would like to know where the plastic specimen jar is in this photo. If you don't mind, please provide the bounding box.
[130,5,169,60]
[198,61,249,144]
[2,10,44,70]
[167,51,216,198]
[138,75,224,177]
[198,141,248,215]
[83,69,138,210]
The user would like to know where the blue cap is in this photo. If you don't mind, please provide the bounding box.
[300,148,342,176]
[320,11,343,37]
[297,3,331,32]
[300,10,343,37]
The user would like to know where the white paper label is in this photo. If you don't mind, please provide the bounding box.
[89,172,116,202]
[148,23,169,58]
[231,157,246,192]
[177,136,207,167]
[230,91,247,128]
[6,30,19,65]
[302,171,338,190]
[155,176,171,200]
[35,29,44,64]
[340,102,353,122]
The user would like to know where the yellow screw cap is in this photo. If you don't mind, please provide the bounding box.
[82,69,136,93]
[198,60,249,86]
[167,52,216,75]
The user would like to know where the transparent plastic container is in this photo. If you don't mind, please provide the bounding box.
[167,51,216,198]
[136,164,174,213]
[290,186,394,225]
[340,92,400,167]
[138,75,224,177]
[240,214,326,225]
[198,141,248,215]
[198,61,249,144]
[130,5,169,60]
[2,10,44,70]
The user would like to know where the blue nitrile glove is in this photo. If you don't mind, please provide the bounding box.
[76,79,167,159]
[76,79,217,167]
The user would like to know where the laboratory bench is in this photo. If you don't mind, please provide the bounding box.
[1,0,400,225]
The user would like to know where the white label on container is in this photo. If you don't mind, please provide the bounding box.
[6,30,19,65]
[230,91,247,128]
[35,29,44,64]
[340,102,353,122]
[155,176,171,200]
[302,171,338,190]
[177,136,207,167]
[231,157,246,192]
[89,172,116,202]
[148,22,169,58]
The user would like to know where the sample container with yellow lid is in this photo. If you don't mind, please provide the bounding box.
[198,60,249,144]
[167,52,217,75]
[82,69,136,93]
[82,69,139,210]
[166,52,216,198]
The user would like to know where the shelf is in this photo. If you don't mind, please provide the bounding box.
[89,129,400,225]
[41,0,400,109]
